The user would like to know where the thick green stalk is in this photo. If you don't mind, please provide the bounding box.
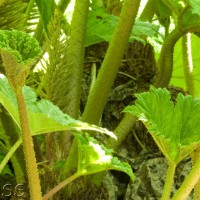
[155,28,184,87]
[172,153,200,200]
[106,113,137,150]
[182,33,199,200]
[58,0,89,162]
[16,89,42,200]
[64,0,89,118]
[154,6,200,88]
[161,161,176,200]
[139,0,155,21]
[182,33,195,96]
[82,0,141,124]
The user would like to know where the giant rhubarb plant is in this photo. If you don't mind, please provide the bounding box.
[124,87,200,200]
[0,29,135,200]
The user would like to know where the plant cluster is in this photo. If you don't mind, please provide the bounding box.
[0,0,200,200]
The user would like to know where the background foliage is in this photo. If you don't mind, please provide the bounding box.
[1,0,200,199]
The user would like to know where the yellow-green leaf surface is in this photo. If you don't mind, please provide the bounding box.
[76,133,134,181]
[0,75,116,139]
[124,87,200,163]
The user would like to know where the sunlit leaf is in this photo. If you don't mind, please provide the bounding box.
[0,75,116,139]
[76,133,134,181]
[124,87,200,163]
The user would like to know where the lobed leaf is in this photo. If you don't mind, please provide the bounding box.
[124,87,200,163]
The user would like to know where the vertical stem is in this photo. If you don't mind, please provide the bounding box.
[16,89,42,200]
[60,0,89,160]
[161,161,176,200]
[191,147,200,200]
[139,0,155,21]
[65,0,90,118]
[182,33,195,96]
[172,153,200,200]
[82,0,141,125]
[182,33,198,199]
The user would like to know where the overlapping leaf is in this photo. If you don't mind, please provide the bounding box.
[0,75,116,139]
[76,133,134,181]
[85,6,159,46]
[124,87,200,163]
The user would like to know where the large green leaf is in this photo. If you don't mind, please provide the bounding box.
[85,6,159,46]
[124,87,200,163]
[0,75,116,139]
[76,133,134,181]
